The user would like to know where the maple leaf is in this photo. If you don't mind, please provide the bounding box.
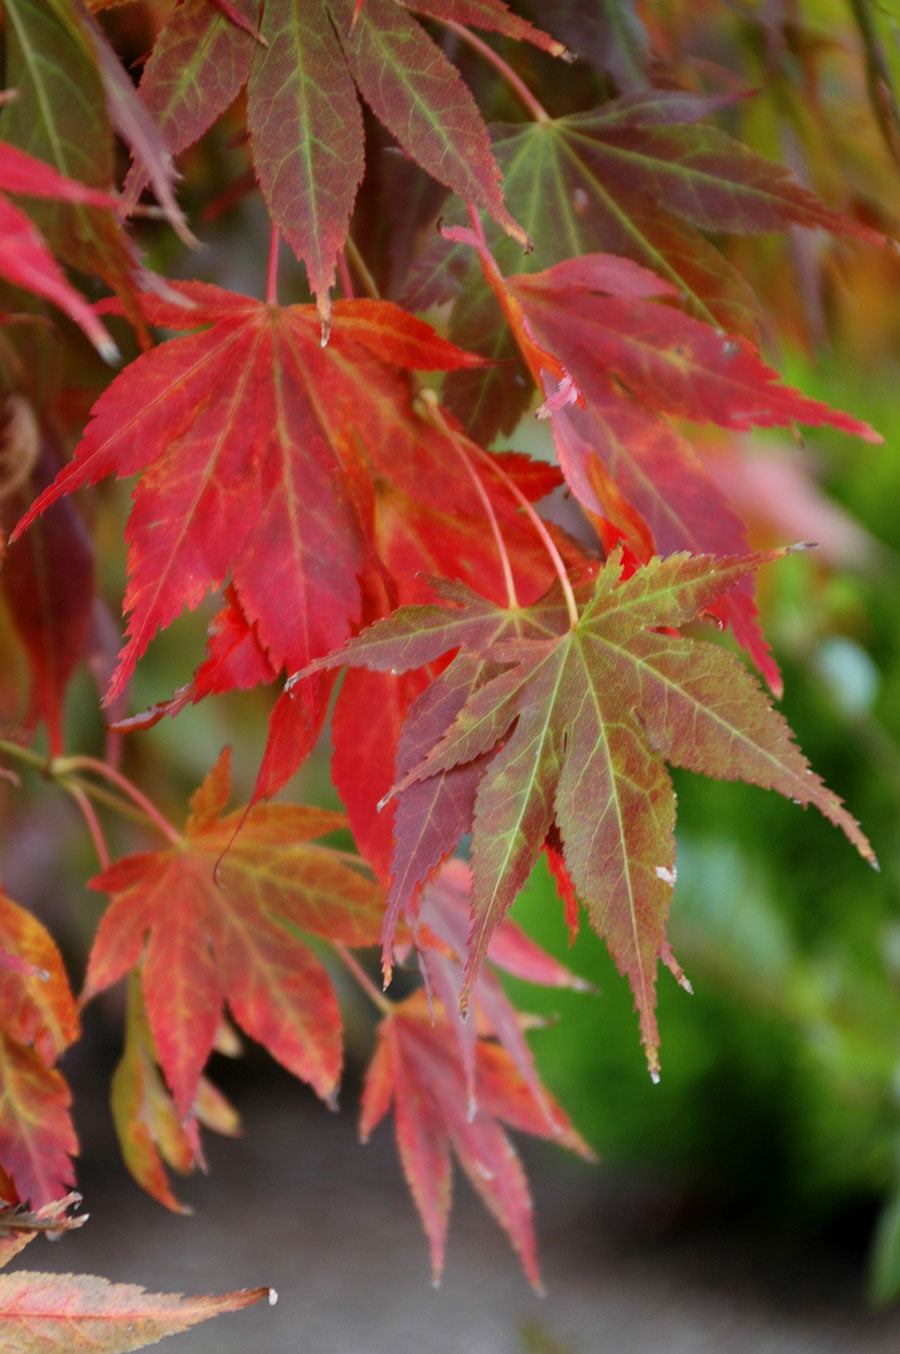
[83,749,386,1120]
[507,259,882,439]
[0,1270,272,1353]
[0,891,80,1208]
[0,141,120,360]
[0,1193,86,1271]
[304,549,875,1076]
[122,0,258,212]
[324,454,578,881]
[78,3,195,248]
[10,286,492,704]
[360,987,590,1287]
[519,0,650,91]
[128,0,561,320]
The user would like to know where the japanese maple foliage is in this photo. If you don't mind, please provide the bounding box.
[0,0,894,1329]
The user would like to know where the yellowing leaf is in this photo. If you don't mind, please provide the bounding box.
[0,893,79,1207]
[0,1271,271,1353]
[84,749,385,1120]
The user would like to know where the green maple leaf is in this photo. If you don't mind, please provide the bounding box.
[303,549,876,1077]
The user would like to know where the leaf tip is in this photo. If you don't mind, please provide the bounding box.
[96,335,122,366]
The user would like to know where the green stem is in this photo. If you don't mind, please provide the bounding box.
[0,737,177,840]
[0,738,51,776]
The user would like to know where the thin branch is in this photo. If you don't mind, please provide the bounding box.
[443,19,550,123]
[63,782,111,870]
[51,755,181,845]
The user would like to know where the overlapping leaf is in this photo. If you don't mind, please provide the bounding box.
[0,891,79,1208]
[128,0,563,319]
[122,0,260,208]
[446,234,879,688]
[411,858,590,1120]
[1,0,142,326]
[0,140,120,359]
[0,1196,267,1353]
[520,0,651,91]
[306,549,875,1075]
[419,90,882,440]
[360,987,590,1287]
[11,285,542,705]
[83,749,386,1120]
[111,976,241,1213]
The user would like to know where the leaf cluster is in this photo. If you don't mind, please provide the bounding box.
[0,0,896,1336]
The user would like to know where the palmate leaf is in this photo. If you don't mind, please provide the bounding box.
[13,283,574,726]
[0,1198,269,1354]
[0,137,121,360]
[0,402,97,757]
[412,858,591,1123]
[305,550,875,1076]
[10,285,498,703]
[360,988,590,1288]
[83,749,385,1120]
[519,0,650,92]
[111,974,241,1213]
[122,0,259,207]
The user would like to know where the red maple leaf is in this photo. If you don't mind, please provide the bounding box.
[82,749,386,1119]
[11,286,494,705]
[0,142,119,360]
[360,986,591,1288]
